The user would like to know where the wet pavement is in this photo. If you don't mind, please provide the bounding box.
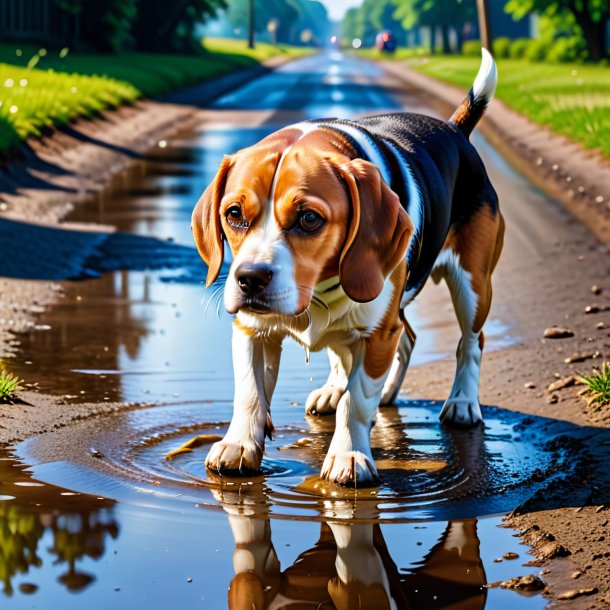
[0,52,566,608]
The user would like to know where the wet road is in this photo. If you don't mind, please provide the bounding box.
[0,52,568,608]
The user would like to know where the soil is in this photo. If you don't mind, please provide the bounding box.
[0,53,609,608]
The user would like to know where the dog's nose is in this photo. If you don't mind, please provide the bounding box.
[236,263,273,295]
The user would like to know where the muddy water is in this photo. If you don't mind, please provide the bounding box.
[0,53,549,609]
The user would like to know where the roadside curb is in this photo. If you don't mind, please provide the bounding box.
[380,60,610,246]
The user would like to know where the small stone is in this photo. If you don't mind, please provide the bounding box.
[89,447,104,459]
[539,540,570,559]
[524,382,536,389]
[585,304,600,314]
[186,577,192,583]
[18,583,38,594]
[564,353,594,364]
[499,574,546,591]
[591,284,602,295]
[547,394,559,404]
[595,505,606,513]
[596,322,606,329]
[543,326,574,339]
[557,588,598,601]
[503,552,519,560]
[547,376,577,392]
[570,571,582,579]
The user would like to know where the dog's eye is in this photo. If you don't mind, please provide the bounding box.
[298,210,324,233]
[226,205,247,228]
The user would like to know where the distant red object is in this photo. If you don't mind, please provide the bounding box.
[376,30,396,52]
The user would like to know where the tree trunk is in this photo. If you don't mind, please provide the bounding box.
[572,11,608,61]
[441,24,451,54]
[428,26,436,54]
[455,24,464,53]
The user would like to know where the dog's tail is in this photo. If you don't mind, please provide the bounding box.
[449,48,497,138]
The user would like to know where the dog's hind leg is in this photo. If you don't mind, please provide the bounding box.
[305,347,347,415]
[434,205,504,427]
[380,314,416,406]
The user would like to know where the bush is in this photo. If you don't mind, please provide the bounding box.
[493,37,512,58]
[509,37,531,59]
[525,38,552,62]
[547,37,586,63]
[462,40,482,56]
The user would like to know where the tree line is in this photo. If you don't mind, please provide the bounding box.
[43,0,331,53]
[53,0,226,53]
[342,0,609,61]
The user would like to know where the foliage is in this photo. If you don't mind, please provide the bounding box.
[462,40,482,56]
[524,38,551,61]
[403,55,610,157]
[0,40,309,153]
[493,37,512,58]
[393,0,476,53]
[132,0,226,52]
[0,372,23,402]
[505,0,610,60]
[579,363,610,410]
[50,0,226,53]
[508,37,531,58]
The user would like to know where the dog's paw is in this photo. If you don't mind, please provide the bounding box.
[205,439,263,475]
[440,396,483,428]
[320,451,379,487]
[306,385,344,415]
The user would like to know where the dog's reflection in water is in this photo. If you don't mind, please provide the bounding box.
[215,490,486,610]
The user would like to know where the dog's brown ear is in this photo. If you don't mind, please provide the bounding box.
[338,159,413,302]
[192,155,233,287]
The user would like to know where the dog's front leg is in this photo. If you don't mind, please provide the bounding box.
[320,332,403,486]
[205,322,282,474]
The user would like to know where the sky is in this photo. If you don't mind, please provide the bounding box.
[320,0,362,21]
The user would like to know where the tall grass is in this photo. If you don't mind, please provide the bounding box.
[0,39,310,153]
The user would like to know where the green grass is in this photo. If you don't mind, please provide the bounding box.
[0,38,311,153]
[399,55,610,158]
[579,362,610,411]
[0,371,23,403]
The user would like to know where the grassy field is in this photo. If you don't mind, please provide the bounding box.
[0,39,310,153]
[383,53,610,158]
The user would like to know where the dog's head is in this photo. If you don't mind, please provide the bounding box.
[192,127,413,316]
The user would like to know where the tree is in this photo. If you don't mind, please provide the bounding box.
[505,0,610,60]
[133,0,226,53]
[393,0,476,53]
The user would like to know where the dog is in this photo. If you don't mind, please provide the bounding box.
[192,49,504,486]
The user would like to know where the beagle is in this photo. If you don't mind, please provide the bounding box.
[192,49,504,486]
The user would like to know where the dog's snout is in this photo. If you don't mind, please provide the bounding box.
[236,263,273,295]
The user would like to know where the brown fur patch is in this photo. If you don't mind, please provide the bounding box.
[363,261,407,379]
[444,205,505,332]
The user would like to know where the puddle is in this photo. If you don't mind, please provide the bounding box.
[0,53,552,608]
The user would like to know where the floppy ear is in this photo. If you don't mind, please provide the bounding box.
[192,155,233,287]
[338,158,413,302]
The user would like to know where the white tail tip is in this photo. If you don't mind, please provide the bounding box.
[472,47,498,105]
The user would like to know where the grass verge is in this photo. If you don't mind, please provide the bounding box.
[0,38,311,154]
[369,53,610,158]
[579,362,610,412]
[0,371,23,403]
